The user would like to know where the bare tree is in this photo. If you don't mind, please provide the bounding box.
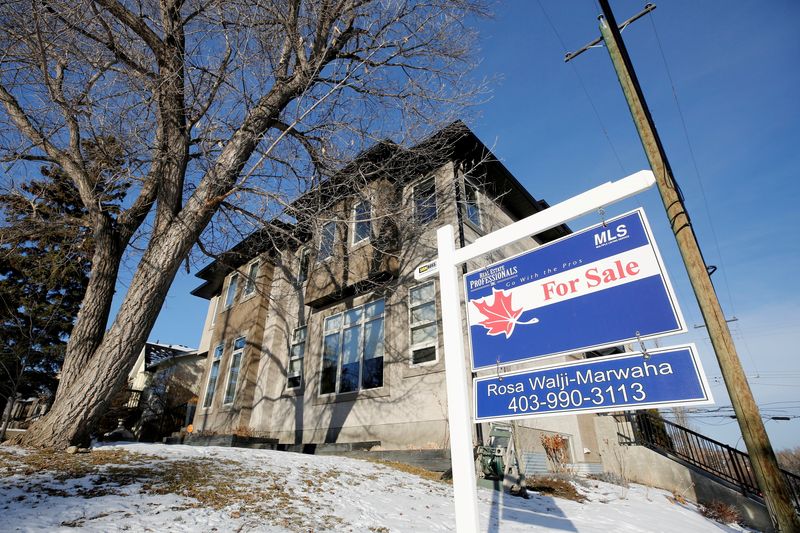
[0,0,485,448]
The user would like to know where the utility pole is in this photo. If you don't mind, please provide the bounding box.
[567,2,799,530]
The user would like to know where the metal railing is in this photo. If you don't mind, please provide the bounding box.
[617,412,800,510]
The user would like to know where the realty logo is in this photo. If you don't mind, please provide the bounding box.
[472,288,540,338]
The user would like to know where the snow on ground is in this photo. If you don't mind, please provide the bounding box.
[0,442,754,533]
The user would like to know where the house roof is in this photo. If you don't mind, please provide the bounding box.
[144,343,198,371]
[191,121,569,300]
[191,219,298,299]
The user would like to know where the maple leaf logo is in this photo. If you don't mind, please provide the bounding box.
[472,288,539,338]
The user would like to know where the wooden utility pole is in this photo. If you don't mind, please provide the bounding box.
[567,1,799,530]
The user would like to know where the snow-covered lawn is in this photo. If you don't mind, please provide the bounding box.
[0,442,754,532]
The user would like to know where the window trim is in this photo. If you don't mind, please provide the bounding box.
[350,200,372,246]
[408,281,438,366]
[287,326,307,390]
[297,248,310,284]
[222,336,246,405]
[412,177,437,224]
[317,221,336,263]
[319,299,385,397]
[463,176,482,230]
[224,273,239,309]
[210,295,219,328]
[202,343,224,409]
[242,261,260,299]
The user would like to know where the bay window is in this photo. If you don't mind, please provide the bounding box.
[223,336,246,404]
[288,326,307,389]
[318,221,336,262]
[321,299,385,395]
[352,200,371,245]
[409,282,437,364]
[203,344,224,408]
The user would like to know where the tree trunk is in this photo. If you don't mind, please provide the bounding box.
[57,219,123,395]
[11,209,206,448]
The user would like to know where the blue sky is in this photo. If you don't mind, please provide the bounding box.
[149,1,800,449]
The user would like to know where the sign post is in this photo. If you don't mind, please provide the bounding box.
[437,170,656,532]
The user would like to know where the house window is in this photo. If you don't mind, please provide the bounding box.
[223,336,246,404]
[409,281,437,364]
[414,178,437,223]
[243,261,259,297]
[203,344,224,408]
[352,201,371,245]
[224,273,239,308]
[321,299,385,395]
[298,249,310,283]
[318,221,336,262]
[288,326,307,389]
[464,177,482,228]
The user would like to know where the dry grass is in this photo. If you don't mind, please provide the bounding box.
[369,459,451,484]
[524,476,586,503]
[0,447,346,532]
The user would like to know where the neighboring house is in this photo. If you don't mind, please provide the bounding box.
[189,122,607,473]
[2,395,49,430]
[126,343,204,441]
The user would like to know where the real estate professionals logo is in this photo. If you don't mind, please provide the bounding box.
[464,209,686,370]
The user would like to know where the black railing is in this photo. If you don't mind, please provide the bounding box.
[125,389,143,409]
[618,412,800,510]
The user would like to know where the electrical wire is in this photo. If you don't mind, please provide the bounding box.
[535,0,627,174]
[648,12,756,375]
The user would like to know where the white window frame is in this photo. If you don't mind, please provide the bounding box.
[224,273,239,309]
[409,281,438,366]
[287,326,307,389]
[463,176,482,229]
[202,343,224,408]
[320,299,385,396]
[210,295,219,328]
[318,221,336,262]
[223,336,246,405]
[413,177,437,224]
[242,261,259,298]
[351,200,371,246]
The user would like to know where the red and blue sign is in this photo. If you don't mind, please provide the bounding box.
[473,345,713,422]
[465,209,686,370]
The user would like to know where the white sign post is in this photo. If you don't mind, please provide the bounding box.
[436,170,656,533]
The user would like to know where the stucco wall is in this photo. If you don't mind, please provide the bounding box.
[193,259,273,434]
[190,159,602,462]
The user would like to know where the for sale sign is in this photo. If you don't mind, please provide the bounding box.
[465,209,685,370]
[473,344,712,422]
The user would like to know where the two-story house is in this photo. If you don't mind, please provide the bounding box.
[189,122,606,473]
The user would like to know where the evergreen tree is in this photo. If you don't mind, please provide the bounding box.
[0,142,125,438]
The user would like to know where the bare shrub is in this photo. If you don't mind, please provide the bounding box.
[540,434,570,474]
[777,446,800,475]
[699,501,741,525]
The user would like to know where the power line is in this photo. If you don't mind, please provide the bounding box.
[535,0,627,174]
[647,13,755,374]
